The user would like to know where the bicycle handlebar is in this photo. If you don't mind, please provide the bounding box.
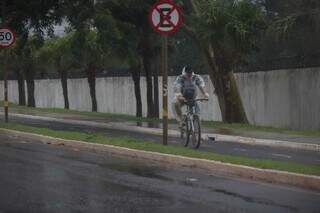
[183,98,209,104]
[194,98,209,102]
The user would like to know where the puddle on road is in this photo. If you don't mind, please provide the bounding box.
[140,122,161,128]
[60,152,173,182]
[209,187,298,212]
[121,166,173,181]
[213,128,234,135]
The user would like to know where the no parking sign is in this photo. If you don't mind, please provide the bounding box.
[148,0,183,35]
[148,0,183,145]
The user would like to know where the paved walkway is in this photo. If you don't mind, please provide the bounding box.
[2,108,319,151]
[8,109,320,143]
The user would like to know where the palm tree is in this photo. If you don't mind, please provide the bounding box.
[180,0,266,123]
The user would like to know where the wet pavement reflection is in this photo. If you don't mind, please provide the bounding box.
[0,132,319,213]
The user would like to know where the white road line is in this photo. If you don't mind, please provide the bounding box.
[186,178,198,182]
[233,148,247,152]
[271,153,292,159]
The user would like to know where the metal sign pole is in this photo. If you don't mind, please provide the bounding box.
[149,0,182,146]
[4,59,8,123]
[2,0,8,123]
[162,35,168,145]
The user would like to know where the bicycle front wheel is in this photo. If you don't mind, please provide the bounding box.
[191,115,201,149]
[185,116,191,147]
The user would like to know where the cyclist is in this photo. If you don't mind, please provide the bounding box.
[172,65,209,128]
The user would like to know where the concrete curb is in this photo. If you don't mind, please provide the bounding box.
[1,128,320,191]
[10,113,320,152]
[204,133,320,152]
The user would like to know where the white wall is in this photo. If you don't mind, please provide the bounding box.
[1,67,319,130]
[235,68,320,130]
[0,80,19,104]
[35,79,65,108]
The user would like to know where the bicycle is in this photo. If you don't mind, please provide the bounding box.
[180,98,208,149]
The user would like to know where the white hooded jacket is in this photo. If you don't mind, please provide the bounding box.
[173,69,205,98]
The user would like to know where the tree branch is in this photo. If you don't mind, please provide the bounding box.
[181,23,218,76]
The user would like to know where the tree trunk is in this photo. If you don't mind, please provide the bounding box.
[142,50,154,118]
[182,24,248,123]
[86,63,97,112]
[153,55,159,118]
[205,50,248,123]
[15,33,28,106]
[139,33,155,118]
[210,70,248,123]
[59,68,69,109]
[25,67,35,107]
[130,62,142,118]
[15,69,26,106]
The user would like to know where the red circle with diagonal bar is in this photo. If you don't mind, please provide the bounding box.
[148,0,183,35]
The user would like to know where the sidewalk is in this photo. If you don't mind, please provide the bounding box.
[3,108,320,152]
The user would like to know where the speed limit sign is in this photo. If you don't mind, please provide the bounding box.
[0,28,16,48]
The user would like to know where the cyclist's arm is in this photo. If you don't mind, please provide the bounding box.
[195,75,206,95]
[173,76,183,94]
[199,86,206,95]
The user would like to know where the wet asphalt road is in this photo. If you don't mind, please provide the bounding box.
[2,116,320,166]
[0,132,319,213]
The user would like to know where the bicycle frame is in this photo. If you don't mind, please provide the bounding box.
[180,98,208,148]
[185,104,197,132]
[183,98,207,132]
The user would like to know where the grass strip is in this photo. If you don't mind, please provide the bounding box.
[0,101,158,123]
[202,121,320,137]
[0,122,319,176]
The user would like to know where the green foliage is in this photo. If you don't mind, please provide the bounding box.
[0,35,29,78]
[96,0,162,65]
[69,29,107,68]
[21,37,43,71]
[170,31,210,75]
[186,0,266,65]
[94,10,123,49]
[63,0,95,30]
[246,0,320,70]
[3,0,62,38]
[270,0,320,44]
[267,0,320,36]
[37,34,75,72]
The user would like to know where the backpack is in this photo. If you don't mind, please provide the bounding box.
[182,78,196,100]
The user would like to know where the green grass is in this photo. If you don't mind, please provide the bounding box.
[0,122,319,176]
[0,101,159,123]
[202,121,320,137]
[1,101,320,137]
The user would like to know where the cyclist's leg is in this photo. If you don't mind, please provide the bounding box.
[194,102,200,115]
[172,97,183,127]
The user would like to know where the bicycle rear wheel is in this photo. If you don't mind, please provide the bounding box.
[184,117,191,147]
[191,115,201,149]
[180,115,187,139]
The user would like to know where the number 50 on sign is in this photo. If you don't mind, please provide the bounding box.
[0,28,16,48]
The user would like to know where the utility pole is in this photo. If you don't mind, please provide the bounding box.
[162,35,168,145]
[149,0,182,146]
[1,0,8,123]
